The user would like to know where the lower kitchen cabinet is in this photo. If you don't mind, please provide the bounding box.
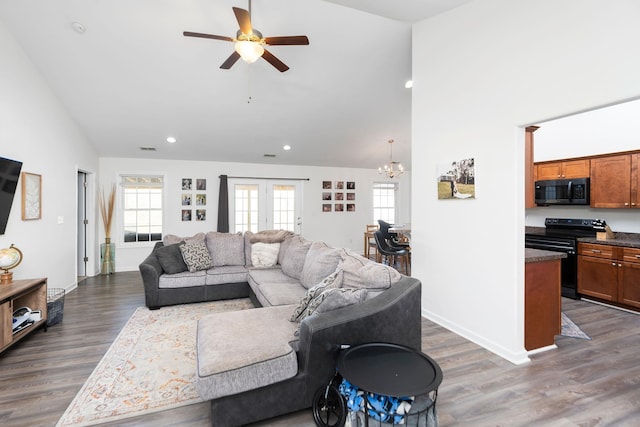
[578,243,640,310]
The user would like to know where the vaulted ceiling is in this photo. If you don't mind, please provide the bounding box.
[0,0,473,169]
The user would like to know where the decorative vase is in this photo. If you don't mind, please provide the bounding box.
[100,238,115,275]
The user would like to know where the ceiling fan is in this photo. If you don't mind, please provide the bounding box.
[183,0,309,72]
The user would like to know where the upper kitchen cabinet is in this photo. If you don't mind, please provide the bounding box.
[591,153,640,208]
[536,159,590,180]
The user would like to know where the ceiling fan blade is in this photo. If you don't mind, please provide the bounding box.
[232,7,252,35]
[183,31,233,42]
[262,49,289,72]
[264,36,309,46]
[220,51,241,69]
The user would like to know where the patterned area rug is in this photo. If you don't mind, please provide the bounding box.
[560,312,591,340]
[56,298,254,427]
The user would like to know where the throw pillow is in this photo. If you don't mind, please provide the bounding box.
[163,232,205,246]
[305,288,368,317]
[205,232,246,267]
[338,249,401,290]
[299,242,342,289]
[251,242,281,268]
[290,269,343,322]
[280,236,312,280]
[180,242,212,272]
[155,242,188,274]
[278,234,293,266]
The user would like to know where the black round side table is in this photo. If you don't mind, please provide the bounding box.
[336,342,443,427]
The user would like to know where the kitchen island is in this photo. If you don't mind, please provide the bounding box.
[525,248,566,351]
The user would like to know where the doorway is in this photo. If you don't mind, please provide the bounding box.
[77,171,95,280]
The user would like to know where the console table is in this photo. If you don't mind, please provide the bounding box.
[0,278,48,354]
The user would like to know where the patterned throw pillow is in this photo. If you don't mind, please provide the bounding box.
[290,269,343,322]
[180,242,213,273]
[251,242,281,268]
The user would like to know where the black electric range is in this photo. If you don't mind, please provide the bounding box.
[525,218,606,299]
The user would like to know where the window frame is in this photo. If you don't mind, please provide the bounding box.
[372,181,398,224]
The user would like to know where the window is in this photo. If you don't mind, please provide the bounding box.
[373,182,397,224]
[231,180,302,234]
[122,175,163,243]
[234,184,259,233]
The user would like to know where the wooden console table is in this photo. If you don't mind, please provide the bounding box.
[0,278,48,354]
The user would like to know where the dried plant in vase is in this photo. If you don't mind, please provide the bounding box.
[99,184,116,241]
[99,184,116,274]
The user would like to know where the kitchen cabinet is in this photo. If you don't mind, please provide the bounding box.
[525,126,539,208]
[578,243,640,310]
[536,159,590,180]
[590,153,640,208]
[525,249,562,351]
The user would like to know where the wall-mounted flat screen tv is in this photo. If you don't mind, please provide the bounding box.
[0,156,23,235]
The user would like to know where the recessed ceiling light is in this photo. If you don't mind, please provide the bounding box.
[405,80,413,89]
[283,145,291,151]
[71,22,86,34]
[166,136,177,143]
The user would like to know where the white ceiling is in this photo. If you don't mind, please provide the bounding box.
[0,0,473,170]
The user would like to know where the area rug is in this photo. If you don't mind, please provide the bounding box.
[56,298,254,427]
[560,312,591,340]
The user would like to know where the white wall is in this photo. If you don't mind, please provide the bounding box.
[0,19,98,292]
[99,157,411,272]
[412,0,640,363]
[527,98,640,232]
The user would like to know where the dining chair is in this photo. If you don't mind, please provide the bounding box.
[365,224,379,260]
[374,230,410,275]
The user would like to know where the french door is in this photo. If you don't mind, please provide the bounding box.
[230,179,302,234]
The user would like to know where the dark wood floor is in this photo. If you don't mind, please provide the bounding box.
[1,272,639,426]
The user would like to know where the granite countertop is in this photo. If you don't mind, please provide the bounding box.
[525,248,567,263]
[578,234,640,249]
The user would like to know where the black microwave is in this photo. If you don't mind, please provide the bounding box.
[535,178,590,206]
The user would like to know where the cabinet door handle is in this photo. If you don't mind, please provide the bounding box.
[612,262,617,266]
[591,249,602,253]
[619,263,623,267]
[625,202,630,206]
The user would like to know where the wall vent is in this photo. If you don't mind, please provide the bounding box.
[140,146,157,151]
[263,154,276,158]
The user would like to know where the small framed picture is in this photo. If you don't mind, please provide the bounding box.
[322,181,332,189]
[196,193,206,205]
[347,203,355,212]
[196,179,207,190]
[181,194,192,206]
[322,192,332,201]
[181,178,192,190]
[182,209,192,221]
[347,192,355,201]
[347,181,355,190]
[335,203,344,212]
[335,192,344,200]
[196,209,206,221]
[335,181,344,189]
[21,172,42,220]
[322,204,332,212]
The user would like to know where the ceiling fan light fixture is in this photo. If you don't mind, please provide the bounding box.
[234,40,264,63]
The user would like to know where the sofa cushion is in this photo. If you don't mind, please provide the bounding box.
[158,269,207,288]
[206,232,246,267]
[278,234,294,266]
[163,232,205,246]
[280,236,312,280]
[248,268,307,306]
[251,242,281,268]
[155,242,188,274]
[180,242,213,272]
[205,265,248,285]
[290,269,343,322]
[196,305,299,400]
[300,242,342,289]
[339,249,401,290]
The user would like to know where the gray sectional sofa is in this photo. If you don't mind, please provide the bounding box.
[138,230,422,426]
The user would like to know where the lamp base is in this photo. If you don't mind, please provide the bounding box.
[1,271,13,285]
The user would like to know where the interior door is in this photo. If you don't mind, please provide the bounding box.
[77,171,87,278]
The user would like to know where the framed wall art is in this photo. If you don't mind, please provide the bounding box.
[21,172,41,220]
[437,158,475,200]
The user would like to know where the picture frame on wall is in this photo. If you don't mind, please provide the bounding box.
[182,178,192,190]
[21,172,41,220]
[322,204,332,212]
[437,157,476,200]
[182,209,192,221]
[196,194,206,205]
[322,181,332,189]
[196,209,206,221]
[181,194,192,206]
[196,179,206,190]
[335,203,344,212]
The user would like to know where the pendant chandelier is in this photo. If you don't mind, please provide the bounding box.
[378,139,404,179]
